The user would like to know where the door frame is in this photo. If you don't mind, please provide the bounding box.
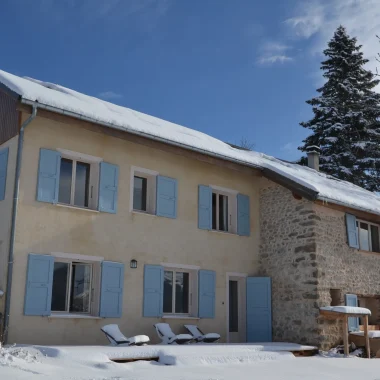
[226,272,247,343]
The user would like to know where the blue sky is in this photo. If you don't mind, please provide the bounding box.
[1,0,379,161]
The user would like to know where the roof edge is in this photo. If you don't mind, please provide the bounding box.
[262,168,319,201]
[21,98,266,170]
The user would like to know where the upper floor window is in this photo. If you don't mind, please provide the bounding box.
[211,187,237,233]
[57,149,101,210]
[130,166,158,215]
[356,220,380,253]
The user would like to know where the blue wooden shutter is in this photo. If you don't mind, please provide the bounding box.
[99,162,119,214]
[345,294,359,332]
[156,176,178,218]
[24,254,54,316]
[246,277,272,342]
[198,270,216,318]
[346,214,359,249]
[100,261,124,318]
[37,149,61,203]
[198,185,212,230]
[0,147,9,201]
[143,265,164,317]
[237,194,250,236]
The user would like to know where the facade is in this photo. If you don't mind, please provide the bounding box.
[0,113,262,345]
[1,70,380,348]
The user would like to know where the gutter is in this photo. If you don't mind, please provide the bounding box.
[3,104,37,343]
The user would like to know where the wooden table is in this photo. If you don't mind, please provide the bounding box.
[319,309,370,358]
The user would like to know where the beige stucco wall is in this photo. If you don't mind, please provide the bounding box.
[0,136,18,318]
[7,115,260,345]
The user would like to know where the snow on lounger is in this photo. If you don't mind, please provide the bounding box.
[154,323,193,345]
[101,324,150,346]
[184,325,220,343]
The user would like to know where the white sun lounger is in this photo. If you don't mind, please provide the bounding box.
[154,323,193,344]
[184,325,220,343]
[101,324,150,346]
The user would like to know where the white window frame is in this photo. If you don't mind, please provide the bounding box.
[57,149,102,210]
[162,263,199,317]
[210,185,238,234]
[356,219,380,253]
[50,252,103,317]
[130,166,158,215]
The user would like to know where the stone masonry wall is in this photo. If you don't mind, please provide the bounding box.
[260,178,380,350]
[314,205,380,348]
[259,179,323,346]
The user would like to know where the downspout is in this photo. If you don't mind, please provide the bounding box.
[3,104,37,344]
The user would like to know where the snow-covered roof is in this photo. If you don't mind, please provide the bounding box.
[1,69,380,215]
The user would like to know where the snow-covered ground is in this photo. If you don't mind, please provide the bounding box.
[0,344,379,380]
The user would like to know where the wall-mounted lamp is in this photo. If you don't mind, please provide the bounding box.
[130,259,137,269]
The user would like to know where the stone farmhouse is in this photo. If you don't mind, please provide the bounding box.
[0,69,379,349]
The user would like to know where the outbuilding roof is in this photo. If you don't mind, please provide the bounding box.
[1,69,380,216]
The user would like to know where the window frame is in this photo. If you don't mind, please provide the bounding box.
[51,261,93,314]
[163,269,191,315]
[130,166,158,215]
[210,186,238,234]
[57,149,102,210]
[50,252,103,317]
[162,264,199,317]
[356,219,380,253]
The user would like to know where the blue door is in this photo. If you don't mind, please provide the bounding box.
[246,277,272,342]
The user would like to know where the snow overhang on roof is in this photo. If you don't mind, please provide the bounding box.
[1,69,380,216]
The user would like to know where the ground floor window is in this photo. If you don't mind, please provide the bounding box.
[51,261,92,313]
[163,270,190,314]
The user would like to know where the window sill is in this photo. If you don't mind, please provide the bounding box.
[56,203,99,213]
[48,313,101,319]
[162,315,200,320]
[209,229,238,237]
[357,249,380,256]
[131,210,157,217]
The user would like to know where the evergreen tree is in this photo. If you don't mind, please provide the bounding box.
[299,25,380,191]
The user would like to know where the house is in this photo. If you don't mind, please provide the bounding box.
[0,69,380,349]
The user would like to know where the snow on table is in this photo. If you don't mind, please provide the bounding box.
[1,69,380,216]
[320,306,371,315]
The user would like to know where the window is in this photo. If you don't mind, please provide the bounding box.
[356,220,380,253]
[57,150,101,210]
[163,270,190,314]
[130,167,158,214]
[211,187,237,233]
[133,176,147,211]
[51,261,92,313]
